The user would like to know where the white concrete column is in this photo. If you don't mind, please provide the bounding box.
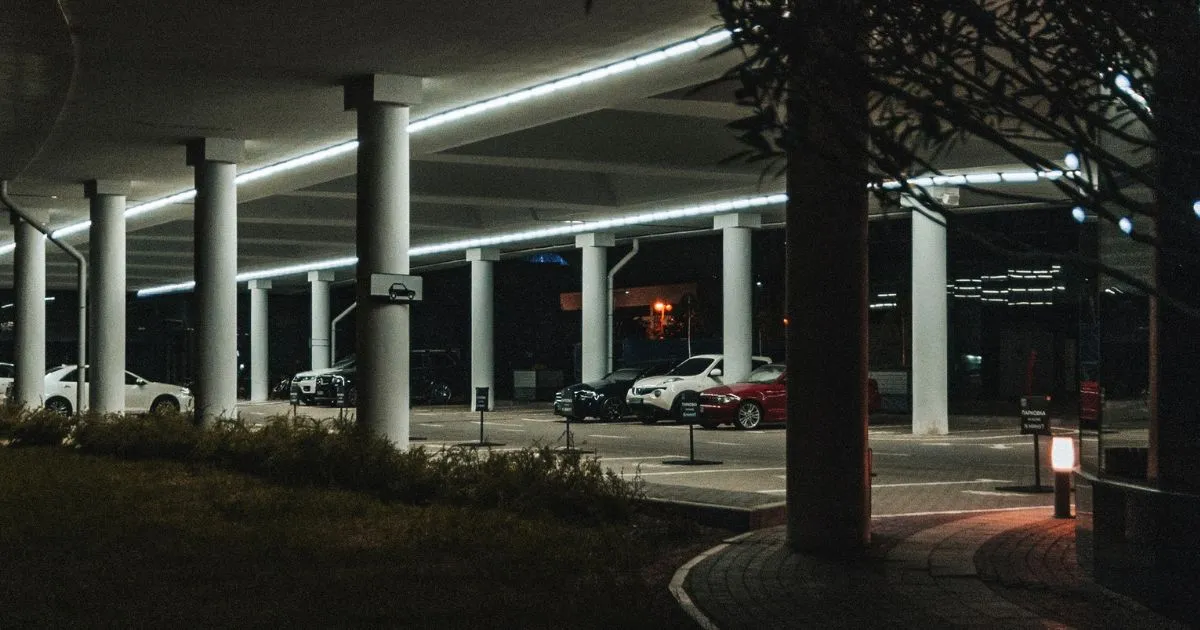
[576,233,614,383]
[715,213,760,383]
[187,137,244,426]
[308,270,333,370]
[909,200,949,435]
[467,248,499,411]
[248,279,271,402]
[345,74,422,446]
[11,212,46,408]
[85,180,129,414]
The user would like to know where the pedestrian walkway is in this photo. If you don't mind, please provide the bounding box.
[673,507,1193,629]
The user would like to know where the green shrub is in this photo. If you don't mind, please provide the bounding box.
[73,411,202,460]
[8,408,77,447]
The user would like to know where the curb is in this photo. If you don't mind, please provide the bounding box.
[640,497,786,532]
[669,531,755,630]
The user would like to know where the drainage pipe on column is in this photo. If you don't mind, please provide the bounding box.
[330,302,357,365]
[606,238,639,373]
[1,181,88,414]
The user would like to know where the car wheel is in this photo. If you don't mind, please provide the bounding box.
[150,396,180,415]
[45,396,72,417]
[427,382,452,405]
[601,398,624,422]
[734,401,763,430]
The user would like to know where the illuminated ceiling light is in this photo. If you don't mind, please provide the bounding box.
[1119,217,1133,234]
[1063,152,1080,170]
[1072,206,1086,223]
[964,173,1003,185]
[1000,171,1040,183]
[134,192,787,296]
[1194,200,1200,219]
[138,280,196,297]
[1114,73,1150,111]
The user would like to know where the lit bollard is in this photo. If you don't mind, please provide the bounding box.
[1051,436,1074,518]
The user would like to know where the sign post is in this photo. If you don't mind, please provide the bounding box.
[663,390,722,466]
[996,394,1053,493]
[558,391,595,455]
[456,386,503,448]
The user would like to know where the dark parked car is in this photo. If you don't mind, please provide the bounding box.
[311,349,464,407]
[553,361,676,422]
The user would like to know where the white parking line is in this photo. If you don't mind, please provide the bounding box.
[417,423,444,427]
[521,417,559,423]
[637,467,786,477]
[873,478,1010,488]
[496,428,526,433]
[586,435,629,439]
[962,490,1039,497]
[484,421,523,427]
[597,455,677,461]
[702,441,744,447]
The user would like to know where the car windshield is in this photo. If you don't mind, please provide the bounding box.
[605,368,643,381]
[744,365,785,384]
[667,357,714,377]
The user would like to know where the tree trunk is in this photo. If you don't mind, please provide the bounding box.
[1148,0,1200,489]
[785,0,871,554]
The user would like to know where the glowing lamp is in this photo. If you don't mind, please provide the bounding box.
[1051,436,1074,471]
[1051,436,1074,518]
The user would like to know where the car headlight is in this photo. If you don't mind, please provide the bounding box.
[332,375,344,384]
[662,377,684,384]
[295,375,314,382]
[576,390,598,399]
[712,394,740,404]
[178,387,192,397]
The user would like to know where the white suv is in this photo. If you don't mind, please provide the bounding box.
[625,354,773,423]
[289,355,355,404]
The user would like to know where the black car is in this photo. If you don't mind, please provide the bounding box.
[312,349,463,407]
[553,361,676,422]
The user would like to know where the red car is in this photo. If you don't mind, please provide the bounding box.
[698,364,882,429]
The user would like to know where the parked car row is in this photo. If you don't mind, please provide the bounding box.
[288,349,463,407]
[554,355,881,429]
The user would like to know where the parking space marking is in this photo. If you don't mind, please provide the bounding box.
[962,490,1038,497]
[637,467,786,477]
[496,428,526,433]
[484,421,523,427]
[520,417,559,423]
[701,441,744,447]
[597,456,677,461]
[873,479,1010,488]
[758,489,786,495]
[586,434,629,439]
[417,423,444,427]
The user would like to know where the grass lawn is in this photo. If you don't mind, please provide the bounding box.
[0,447,717,628]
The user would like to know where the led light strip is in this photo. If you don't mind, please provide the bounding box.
[135,166,1076,296]
[137,193,788,296]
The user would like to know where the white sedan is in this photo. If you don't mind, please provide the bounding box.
[38,365,192,416]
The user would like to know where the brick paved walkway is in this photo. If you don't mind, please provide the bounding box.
[675,507,1193,629]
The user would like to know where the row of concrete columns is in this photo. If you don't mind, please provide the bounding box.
[237,203,952,437]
